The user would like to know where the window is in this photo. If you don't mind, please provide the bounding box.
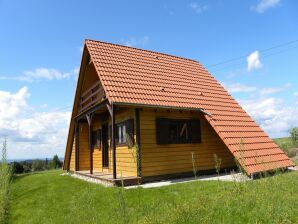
[169,120,189,143]
[156,118,201,144]
[117,123,127,144]
[92,129,101,148]
[115,119,134,146]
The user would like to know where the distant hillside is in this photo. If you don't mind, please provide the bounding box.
[274,137,297,162]
[7,158,64,163]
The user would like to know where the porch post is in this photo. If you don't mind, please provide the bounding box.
[112,104,117,179]
[86,113,94,174]
[75,120,79,171]
[135,108,142,177]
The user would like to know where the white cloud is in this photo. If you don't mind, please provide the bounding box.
[240,97,298,138]
[0,68,76,82]
[253,0,280,13]
[122,36,149,47]
[0,87,70,159]
[77,46,83,52]
[0,87,30,121]
[73,67,80,76]
[224,83,257,93]
[22,68,71,82]
[247,50,262,71]
[260,83,291,95]
[260,87,282,95]
[294,92,298,96]
[188,2,208,14]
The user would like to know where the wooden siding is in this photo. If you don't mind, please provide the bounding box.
[69,139,76,171]
[109,108,137,177]
[92,119,103,172]
[140,109,236,177]
[78,123,90,170]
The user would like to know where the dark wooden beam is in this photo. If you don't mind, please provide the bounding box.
[86,113,94,174]
[75,99,108,121]
[135,108,142,177]
[75,121,79,171]
[112,104,117,179]
[106,103,112,116]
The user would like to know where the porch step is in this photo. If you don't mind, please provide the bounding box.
[71,171,140,186]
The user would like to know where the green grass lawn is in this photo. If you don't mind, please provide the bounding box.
[9,170,298,224]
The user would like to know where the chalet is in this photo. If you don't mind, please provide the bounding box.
[63,39,294,185]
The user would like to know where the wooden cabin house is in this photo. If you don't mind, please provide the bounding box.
[63,39,294,185]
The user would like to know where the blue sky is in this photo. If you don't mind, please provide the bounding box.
[0,0,297,159]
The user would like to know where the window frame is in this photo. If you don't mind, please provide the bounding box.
[91,129,101,148]
[168,119,191,144]
[156,118,201,145]
[115,119,134,147]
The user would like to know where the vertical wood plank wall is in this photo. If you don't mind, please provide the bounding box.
[140,109,236,177]
[78,123,90,170]
[92,119,103,172]
[69,140,76,171]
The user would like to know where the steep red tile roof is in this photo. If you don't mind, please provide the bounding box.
[84,39,294,175]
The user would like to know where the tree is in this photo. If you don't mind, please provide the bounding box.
[290,127,298,146]
[45,158,48,170]
[51,155,62,169]
[31,160,45,172]
[12,162,24,174]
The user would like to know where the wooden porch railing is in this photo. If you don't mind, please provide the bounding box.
[79,80,105,113]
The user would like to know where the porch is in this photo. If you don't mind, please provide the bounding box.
[70,77,141,182]
[72,170,141,186]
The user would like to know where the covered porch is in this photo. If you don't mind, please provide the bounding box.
[71,79,141,183]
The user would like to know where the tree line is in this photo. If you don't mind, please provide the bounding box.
[11,155,63,174]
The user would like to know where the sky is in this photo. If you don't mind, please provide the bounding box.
[0,0,298,159]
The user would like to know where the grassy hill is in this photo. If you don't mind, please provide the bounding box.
[274,137,298,162]
[8,170,298,224]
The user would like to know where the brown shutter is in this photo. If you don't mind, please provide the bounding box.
[189,119,201,143]
[109,125,112,146]
[125,119,134,144]
[97,129,101,147]
[156,118,170,144]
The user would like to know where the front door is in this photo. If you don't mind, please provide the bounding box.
[102,124,109,167]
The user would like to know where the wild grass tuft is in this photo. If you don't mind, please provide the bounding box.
[213,154,222,176]
[0,138,11,224]
[191,152,198,179]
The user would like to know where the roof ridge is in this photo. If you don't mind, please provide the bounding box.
[85,39,200,64]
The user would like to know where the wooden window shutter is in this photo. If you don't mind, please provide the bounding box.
[97,129,101,147]
[109,125,112,147]
[156,118,170,144]
[189,119,201,143]
[125,119,134,143]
